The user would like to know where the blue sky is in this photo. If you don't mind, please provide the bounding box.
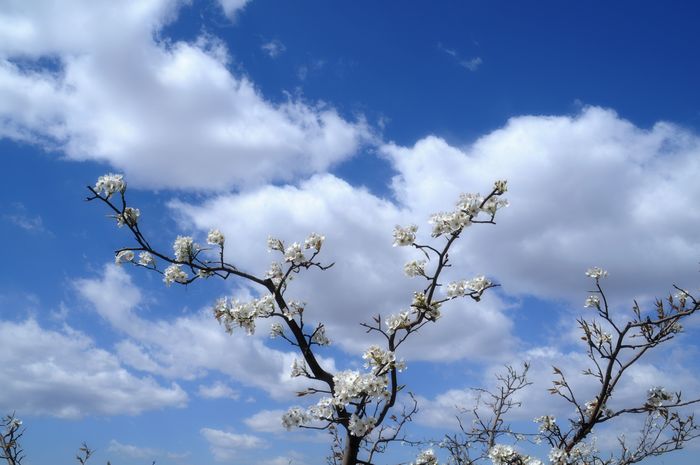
[2,1,700,464]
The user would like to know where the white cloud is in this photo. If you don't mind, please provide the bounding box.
[261,39,286,58]
[75,264,336,399]
[217,0,251,20]
[198,381,240,400]
[0,0,371,190]
[244,409,286,433]
[460,56,482,71]
[382,107,700,306]
[200,427,266,461]
[107,440,158,459]
[0,318,186,418]
[171,174,515,362]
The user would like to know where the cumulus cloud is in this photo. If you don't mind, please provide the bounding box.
[0,0,371,190]
[200,427,266,461]
[198,381,240,400]
[217,0,251,20]
[171,174,515,362]
[0,318,186,418]
[382,107,700,306]
[75,264,336,399]
[261,39,286,58]
[244,409,287,433]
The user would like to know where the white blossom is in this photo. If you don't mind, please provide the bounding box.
[173,235,197,262]
[284,242,306,264]
[266,262,284,286]
[281,407,309,430]
[311,325,330,346]
[138,251,154,267]
[115,250,134,265]
[386,311,411,334]
[304,232,325,252]
[307,397,334,421]
[267,236,284,252]
[548,448,568,465]
[584,295,600,308]
[269,322,284,338]
[163,264,188,286]
[534,415,556,433]
[348,413,376,436]
[481,197,509,215]
[488,444,518,465]
[94,173,125,198]
[494,179,508,194]
[446,276,491,297]
[456,192,484,216]
[585,267,608,279]
[207,229,225,246]
[647,386,673,409]
[214,295,275,335]
[404,259,426,277]
[412,449,438,465]
[290,358,307,378]
[393,224,417,246]
[116,207,140,227]
[429,211,470,237]
[412,292,441,320]
[363,345,404,375]
[332,370,388,407]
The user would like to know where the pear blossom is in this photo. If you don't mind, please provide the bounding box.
[281,407,309,430]
[213,295,275,335]
[647,386,673,409]
[267,236,284,252]
[94,173,125,198]
[163,264,188,285]
[207,229,225,246]
[429,211,470,237]
[412,292,441,320]
[311,325,330,346]
[115,250,134,264]
[393,224,417,246]
[269,322,284,338]
[266,262,284,286]
[548,448,568,465]
[584,295,600,308]
[585,267,608,279]
[348,413,376,436]
[138,251,155,267]
[284,242,306,264]
[332,370,388,407]
[487,444,518,465]
[534,415,556,433]
[304,232,325,252]
[197,269,213,279]
[404,259,426,277]
[307,397,334,421]
[290,358,307,378]
[481,197,509,215]
[116,207,140,227]
[363,345,404,375]
[456,192,483,216]
[386,311,411,334]
[446,276,491,298]
[173,236,197,262]
[412,449,438,465]
[494,179,508,194]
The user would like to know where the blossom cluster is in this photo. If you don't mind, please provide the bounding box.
[412,291,441,320]
[267,233,326,265]
[213,295,275,335]
[94,173,126,198]
[488,444,542,465]
[404,259,427,278]
[534,415,556,434]
[348,413,376,436]
[585,267,608,279]
[445,276,491,298]
[207,229,225,246]
[173,235,198,262]
[646,386,673,409]
[385,311,411,334]
[163,263,188,285]
[310,325,331,346]
[393,224,417,247]
[116,207,140,227]
[333,369,389,406]
[412,449,438,465]
[115,250,134,264]
[362,345,405,376]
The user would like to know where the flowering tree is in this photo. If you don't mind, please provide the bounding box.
[86,174,509,465]
[0,414,24,465]
[435,270,700,465]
